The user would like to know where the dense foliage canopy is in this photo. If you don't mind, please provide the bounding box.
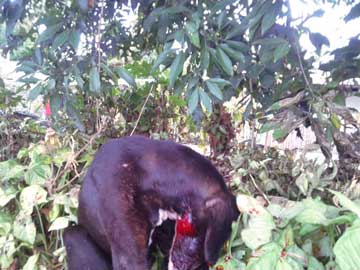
[0,0,360,269]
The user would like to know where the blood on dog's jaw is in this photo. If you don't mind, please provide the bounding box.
[168,214,208,270]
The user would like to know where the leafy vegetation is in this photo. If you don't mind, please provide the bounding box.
[0,0,360,269]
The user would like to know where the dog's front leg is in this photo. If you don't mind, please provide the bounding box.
[99,193,152,270]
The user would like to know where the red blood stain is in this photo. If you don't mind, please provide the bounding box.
[175,213,197,236]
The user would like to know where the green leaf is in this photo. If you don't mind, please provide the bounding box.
[13,211,36,244]
[199,88,212,113]
[52,30,70,49]
[20,185,48,215]
[216,47,233,76]
[330,190,360,217]
[69,29,81,51]
[345,3,360,22]
[188,88,199,114]
[273,41,290,62]
[50,93,61,115]
[237,195,276,249]
[207,78,231,88]
[23,254,39,270]
[308,256,325,270]
[259,122,281,133]
[116,67,136,87]
[273,128,288,140]
[225,40,249,53]
[333,93,345,106]
[247,242,281,270]
[309,32,330,52]
[169,52,185,88]
[0,235,16,268]
[24,164,52,186]
[151,45,173,73]
[200,47,210,69]
[48,217,69,231]
[261,1,281,35]
[220,43,246,62]
[206,80,223,100]
[0,160,24,180]
[185,21,200,48]
[334,220,360,270]
[37,23,63,43]
[28,84,44,101]
[89,66,101,93]
[0,187,16,207]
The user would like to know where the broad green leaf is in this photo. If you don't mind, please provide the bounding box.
[273,41,290,62]
[69,29,81,51]
[116,67,136,87]
[38,23,63,43]
[24,164,52,186]
[220,43,246,62]
[200,47,210,69]
[52,29,70,49]
[50,93,61,115]
[28,84,44,101]
[20,185,48,215]
[89,66,101,93]
[216,47,233,76]
[48,217,69,231]
[0,235,16,268]
[225,40,249,53]
[49,203,61,222]
[309,32,330,52]
[275,259,293,270]
[206,80,223,100]
[237,195,276,249]
[0,159,24,180]
[199,88,212,113]
[273,128,288,140]
[13,211,36,244]
[188,88,199,114]
[295,199,330,225]
[169,52,185,88]
[259,122,281,133]
[345,3,360,22]
[278,226,295,248]
[308,256,325,270]
[0,187,16,207]
[246,242,281,270]
[334,220,360,270]
[333,93,346,106]
[185,21,200,48]
[330,190,360,217]
[261,1,282,35]
[23,254,39,270]
[151,46,173,73]
[207,78,231,87]
[0,212,12,236]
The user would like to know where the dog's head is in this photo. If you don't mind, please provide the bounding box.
[169,192,239,270]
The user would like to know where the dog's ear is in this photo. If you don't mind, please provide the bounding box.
[203,193,239,265]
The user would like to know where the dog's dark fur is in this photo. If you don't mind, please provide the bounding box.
[64,136,239,270]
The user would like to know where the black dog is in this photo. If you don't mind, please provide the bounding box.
[64,136,239,270]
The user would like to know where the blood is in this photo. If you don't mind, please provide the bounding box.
[175,213,197,237]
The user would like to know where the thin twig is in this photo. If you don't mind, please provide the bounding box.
[249,173,270,205]
[55,170,85,192]
[53,125,105,188]
[130,84,154,136]
[294,40,316,97]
